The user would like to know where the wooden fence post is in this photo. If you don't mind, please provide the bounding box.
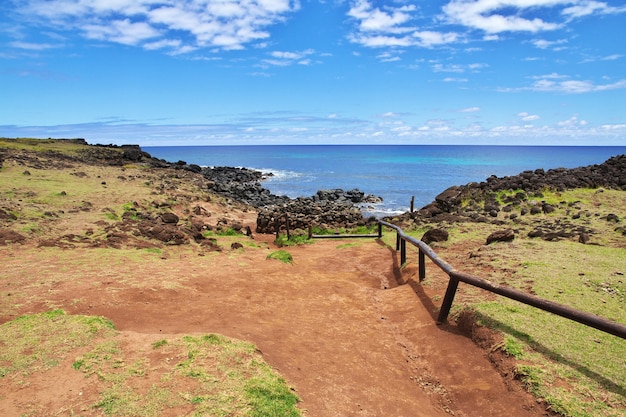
[437,275,460,324]
[419,249,426,281]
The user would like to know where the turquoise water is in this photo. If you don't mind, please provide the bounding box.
[144,145,626,217]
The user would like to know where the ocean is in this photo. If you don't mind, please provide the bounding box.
[143,145,626,218]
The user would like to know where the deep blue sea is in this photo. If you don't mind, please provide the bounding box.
[143,145,626,217]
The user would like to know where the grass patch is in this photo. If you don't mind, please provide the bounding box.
[310,224,379,236]
[0,310,116,378]
[209,228,241,236]
[266,250,294,264]
[274,233,312,247]
[0,137,92,155]
[0,311,302,416]
[458,236,626,416]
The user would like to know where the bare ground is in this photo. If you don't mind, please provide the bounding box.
[0,235,551,417]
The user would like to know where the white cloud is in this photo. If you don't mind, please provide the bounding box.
[432,62,487,73]
[601,123,626,130]
[413,30,459,47]
[499,72,626,94]
[518,112,540,121]
[83,19,160,45]
[348,33,413,48]
[460,107,480,112]
[580,53,623,63]
[557,115,587,127]
[531,38,568,49]
[348,0,415,33]
[347,0,458,49]
[442,0,626,35]
[562,1,626,20]
[376,51,402,62]
[443,0,564,34]
[262,49,316,66]
[530,78,626,93]
[15,0,299,53]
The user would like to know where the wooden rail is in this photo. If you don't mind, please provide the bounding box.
[377,220,626,339]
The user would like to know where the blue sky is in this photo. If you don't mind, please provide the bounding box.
[1,0,625,146]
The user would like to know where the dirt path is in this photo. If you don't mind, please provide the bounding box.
[1,232,546,417]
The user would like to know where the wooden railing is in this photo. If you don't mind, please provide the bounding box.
[377,220,626,339]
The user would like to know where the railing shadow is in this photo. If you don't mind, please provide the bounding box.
[376,239,440,323]
[472,310,626,398]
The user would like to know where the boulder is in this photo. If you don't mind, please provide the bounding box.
[121,145,143,161]
[579,233,590,244]
[435,186,464,212]
[421,228,449,244]
[606,213,620,223]
[486,229,515,245]
[160,212,179,224]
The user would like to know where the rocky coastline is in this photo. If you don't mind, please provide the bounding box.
[169,151,626,238]
[402,154,626,222]
[387,154,626,243]
[174,160,384,234]
[2,138,624,242]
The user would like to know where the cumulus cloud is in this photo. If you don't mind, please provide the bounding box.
[518,112,540,121]
[562,1,626,20]
[442,0,626,34]
[14,0,299,53]
[347,0,458,49]
[558,115,588,127]
[442,0,562,34]
[348,0,415,33]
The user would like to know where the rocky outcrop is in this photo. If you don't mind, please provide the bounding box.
[392,155,625,222]
[256,197,377,234]
[202,167,290,207]
[385,155,625,243]
[197,166,382,233]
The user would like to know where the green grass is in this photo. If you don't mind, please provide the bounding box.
[274,233,312,247]
[0,310,116,378]
[0,311,302,416]
[0,137,91,155]
[460,235,626,416]
[310,224,379,236]
[266,250,294,264]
